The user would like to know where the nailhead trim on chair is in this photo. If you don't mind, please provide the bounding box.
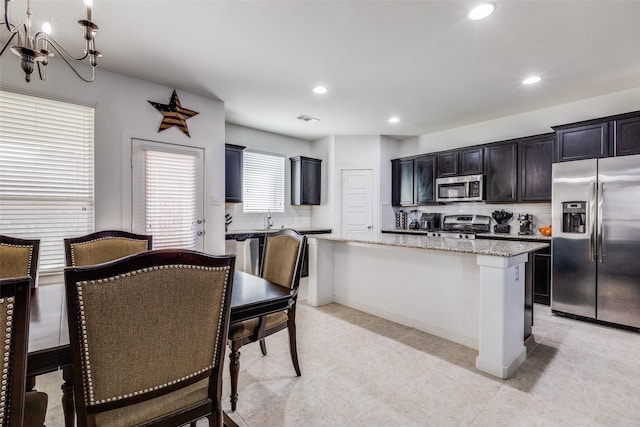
[74,264,230,407]
[70,237,150,266]
[0,297,15,425]
[0,243,34,274]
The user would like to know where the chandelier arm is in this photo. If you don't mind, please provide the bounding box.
[45,41,96,82]
[0,29,17,56]
[45,34,90,61]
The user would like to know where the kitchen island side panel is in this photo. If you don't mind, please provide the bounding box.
[334,241,480,349]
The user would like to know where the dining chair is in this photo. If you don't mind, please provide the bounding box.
[64,249,236,426]
[0,277,48,427]
[0,235,40,290]
[227,228,306,411]
[64,230,152,267]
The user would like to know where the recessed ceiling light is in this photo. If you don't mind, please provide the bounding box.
[468,3,496,20]
[313,86,327,94]
[522,76,542,85]
[388,117,400,124]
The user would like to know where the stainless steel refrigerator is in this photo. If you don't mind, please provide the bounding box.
[552,155,640,328]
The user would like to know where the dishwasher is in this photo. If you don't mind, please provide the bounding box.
[225,235,259,275]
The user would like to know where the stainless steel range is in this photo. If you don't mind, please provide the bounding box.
[426,214,491,239]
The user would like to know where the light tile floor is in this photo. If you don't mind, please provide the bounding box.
[36,278,640,426]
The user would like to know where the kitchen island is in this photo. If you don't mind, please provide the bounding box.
[307,233,548,379]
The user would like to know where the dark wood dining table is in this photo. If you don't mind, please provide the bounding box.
[27,270,294,427]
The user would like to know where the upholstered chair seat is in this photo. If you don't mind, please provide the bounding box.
[0,235,40,289]
[1,277,47,427]
[64,230,152,267]
[227,229,305,411]
[64,249,235,427]
[24,391,48,427]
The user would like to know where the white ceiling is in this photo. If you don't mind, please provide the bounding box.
[8,1,640,141]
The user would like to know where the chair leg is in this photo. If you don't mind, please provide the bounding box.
[259,338,267,355]
[287,312,301,376]
[229,341,241,412]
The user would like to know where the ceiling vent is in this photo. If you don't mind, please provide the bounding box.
[297,114,320,123]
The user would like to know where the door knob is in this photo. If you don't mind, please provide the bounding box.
[367,225,372,229]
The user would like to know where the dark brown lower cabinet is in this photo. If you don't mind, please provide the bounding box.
[533,246,551,305]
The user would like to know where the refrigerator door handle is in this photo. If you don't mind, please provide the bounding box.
[597,182,604,263]
[589,182,597,262]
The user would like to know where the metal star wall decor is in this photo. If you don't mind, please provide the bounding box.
[148,90,199,137]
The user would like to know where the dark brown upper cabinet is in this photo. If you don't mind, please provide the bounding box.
[554,122,610,162]
[225,144,245,203]
[484,141,518,203]
[291,156,322,205]
[458,147,484,176]
[519,134,554,202]
[414,155,437,205]
[437,151,458,177]
[391,158,415,206]
[614,115,640,156]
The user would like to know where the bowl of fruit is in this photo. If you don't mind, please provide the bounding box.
[538,225,552,236]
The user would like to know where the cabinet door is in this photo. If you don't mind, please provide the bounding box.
[437,151,458,177]
[555,122,610,162]
[391,159,414,206]
[414,155,436,205]
[533,249,551,305]
[458,147,483,175]
[614,115,640,156]
[301,158,321,205]
[519,135,553,202]
[484,141,518,203]
[291,157,321,205]
[225,144,245,203]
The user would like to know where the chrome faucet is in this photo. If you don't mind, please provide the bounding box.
[265,209,273,230]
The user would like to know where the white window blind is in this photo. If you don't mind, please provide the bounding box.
[132,141,202,250]
[0,90,94,276]
[243,151,284,213]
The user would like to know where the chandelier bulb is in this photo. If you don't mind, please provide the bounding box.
[42,22,52,34]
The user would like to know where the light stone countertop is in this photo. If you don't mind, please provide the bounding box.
[309,233,548,257]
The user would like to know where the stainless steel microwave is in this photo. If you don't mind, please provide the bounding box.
[435,174,484,202]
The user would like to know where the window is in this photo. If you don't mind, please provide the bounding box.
[131,139,204,251]
[0,90,94,276]
[242,150,284,213]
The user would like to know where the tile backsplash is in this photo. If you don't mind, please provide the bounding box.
[384,202,552,236]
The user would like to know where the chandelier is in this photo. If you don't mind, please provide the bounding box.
[0,0,101,82]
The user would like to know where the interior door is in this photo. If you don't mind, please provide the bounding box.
[131,139,204,251]
[340,169,373,236]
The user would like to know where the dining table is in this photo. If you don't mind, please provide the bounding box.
[27,270,294,427]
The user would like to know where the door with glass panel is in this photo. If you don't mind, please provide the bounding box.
[131,139,204,251]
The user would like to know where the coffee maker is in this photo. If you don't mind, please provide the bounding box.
[518,213,534,235]
[492,209,513,234]
[420,213,440,230]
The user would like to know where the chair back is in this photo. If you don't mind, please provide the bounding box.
[0,236,40,289]
[64,249,234,426]
[0,277,31,427]
[260,229,306,290]
[64,230,152,267]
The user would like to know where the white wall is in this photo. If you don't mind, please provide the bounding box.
[310,136,335,229]
[418,86,640,152]
[224,123,322,231]
[1,59,226,257]
[331,136,383,233]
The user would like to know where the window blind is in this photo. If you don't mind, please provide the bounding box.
[243,151,284,213]
[131,140,201,250]
[0,90,95,275]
